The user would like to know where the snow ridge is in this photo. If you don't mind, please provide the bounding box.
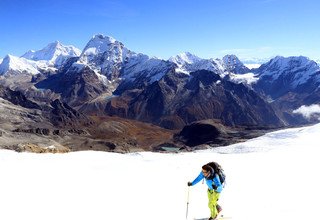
[170,52,226,76]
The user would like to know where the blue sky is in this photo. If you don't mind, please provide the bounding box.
[0,0,319,61]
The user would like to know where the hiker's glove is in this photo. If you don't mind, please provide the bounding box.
[187,182,192,186]
[212,184,217,190]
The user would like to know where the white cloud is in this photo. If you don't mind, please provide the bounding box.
[229,72,259,85]
[293,104,320,120]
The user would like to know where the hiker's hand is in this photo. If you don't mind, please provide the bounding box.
[212,184,217,190]
[187,182,192,186]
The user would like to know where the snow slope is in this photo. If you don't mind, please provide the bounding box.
[0,54,40,75]
[0,123,319,220]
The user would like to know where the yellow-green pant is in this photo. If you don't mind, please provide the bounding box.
[207,189,220,218]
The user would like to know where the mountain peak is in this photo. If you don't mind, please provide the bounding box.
[47,40,62,49]
[21,41,81,67]
[83,34,121,54]
[222,54,241,66]
[222,54,250,74]
[78,34,134,70]
[91,34,116,44]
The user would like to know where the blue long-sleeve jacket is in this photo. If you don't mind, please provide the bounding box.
[190,171,223,193]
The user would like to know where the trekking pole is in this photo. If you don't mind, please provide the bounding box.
[186,186,190,219]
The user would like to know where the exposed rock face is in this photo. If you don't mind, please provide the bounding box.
[110,69,283,129]
[13,128,50,135]
[36,66,110,107]
[0,85,41,110]
[0,85,175,153]
[49,99,93,127]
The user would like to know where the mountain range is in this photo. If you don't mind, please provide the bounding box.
[1,34,320,152]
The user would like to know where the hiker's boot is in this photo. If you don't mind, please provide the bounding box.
[217,204,222,214]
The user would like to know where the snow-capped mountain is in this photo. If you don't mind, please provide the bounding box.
[77,34,135,79]
[120,54,174,82]
[0,41,81,80]
[169,52,226,76]
[79,35,131,63]
[63,34,174,96]
[36,34,175,106]
[0,55,40,75]
[222,55,251,74]
[2,34,320,128]
[252,56,320,126]
[256,56,320,91]
[169,53,251,76]
[75,34,174,83]
[22,41,81,67]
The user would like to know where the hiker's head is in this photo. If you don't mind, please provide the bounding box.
[202,164,213,178]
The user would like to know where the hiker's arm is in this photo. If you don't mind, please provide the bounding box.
[190,172,204,186]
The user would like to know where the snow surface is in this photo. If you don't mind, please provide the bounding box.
[1,123,319,220]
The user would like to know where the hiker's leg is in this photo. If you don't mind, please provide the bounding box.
[207,189,220,218]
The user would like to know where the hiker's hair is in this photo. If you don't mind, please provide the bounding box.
[202,164,212,172]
